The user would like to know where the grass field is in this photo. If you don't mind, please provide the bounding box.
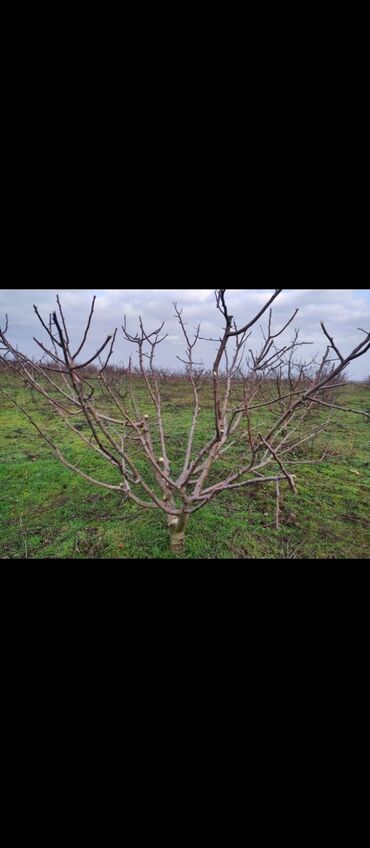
[0,375,369,560]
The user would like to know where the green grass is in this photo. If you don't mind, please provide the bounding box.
[0,377,369,560]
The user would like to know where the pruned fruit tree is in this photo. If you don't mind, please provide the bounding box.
[1,289,369,554]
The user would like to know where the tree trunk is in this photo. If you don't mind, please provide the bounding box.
[170,528,187,554]
[168,512,189,555]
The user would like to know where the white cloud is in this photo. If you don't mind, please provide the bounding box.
[1,287,370,379]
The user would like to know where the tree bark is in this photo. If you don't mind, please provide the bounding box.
[168,512,189,555]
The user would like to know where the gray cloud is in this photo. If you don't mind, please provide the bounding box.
[1,288,370,379]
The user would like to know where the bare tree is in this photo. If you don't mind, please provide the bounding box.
[1,290,370,555]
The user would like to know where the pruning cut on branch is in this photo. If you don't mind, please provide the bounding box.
[1,290,370,555]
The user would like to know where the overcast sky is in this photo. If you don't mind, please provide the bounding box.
[1,288,370,379]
